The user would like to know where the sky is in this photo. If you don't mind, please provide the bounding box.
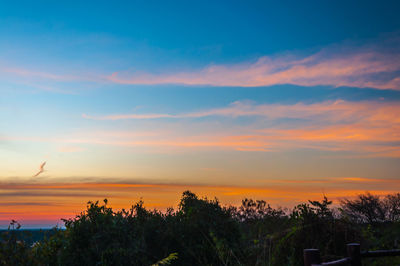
[1,0,400,228]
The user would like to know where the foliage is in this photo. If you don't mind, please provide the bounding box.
[340,192,387,224]
[0,220,33,265]
[1,191,400,265]
[151,252,178,266]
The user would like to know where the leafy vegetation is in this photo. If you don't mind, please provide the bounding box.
[1,191,400,265]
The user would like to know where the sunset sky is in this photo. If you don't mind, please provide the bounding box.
[1,1,400,228]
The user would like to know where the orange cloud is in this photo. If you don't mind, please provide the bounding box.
[1,178,399,227]
[5,100,400,156]
[80,100,400,156]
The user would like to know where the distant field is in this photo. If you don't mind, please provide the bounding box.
[0,229,60,246]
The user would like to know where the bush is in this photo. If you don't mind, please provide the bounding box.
[1,191,400,265]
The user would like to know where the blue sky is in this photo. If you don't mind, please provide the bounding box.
[1,1,400,69]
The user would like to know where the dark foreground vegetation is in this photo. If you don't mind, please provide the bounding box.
[1,191,400,266]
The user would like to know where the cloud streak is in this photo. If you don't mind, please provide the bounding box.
[107,41,400,90]
[4,99,398,156]
[2,38,400,92]
[1,178,399,227]
[82,99,400,122]
[79,100,400,156]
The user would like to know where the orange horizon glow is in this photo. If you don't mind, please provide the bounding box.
[1,178,399,227]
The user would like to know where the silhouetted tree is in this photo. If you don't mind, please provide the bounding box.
[341,192,387,224]
[1,191,400,265]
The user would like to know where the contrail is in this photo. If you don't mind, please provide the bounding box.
[33,161,46,177]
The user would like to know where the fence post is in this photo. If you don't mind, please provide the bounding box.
[347,243,362,266]
[304,249,321,266]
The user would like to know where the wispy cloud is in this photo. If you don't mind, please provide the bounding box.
[0,178,399,225]
[0,67,72,81]
[2,38,400,92]
[3,99,398,156]
[107,40,400,90]
[80,100,400,156]
[2,178,399,199]
[0,64,103,94]
[57,146,86,153]
[82,113,177,120]
[82,99,399,122]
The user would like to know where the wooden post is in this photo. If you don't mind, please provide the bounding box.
[347,243,362,266]
[304,249,321,266]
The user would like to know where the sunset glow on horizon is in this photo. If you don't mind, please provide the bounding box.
[1,1,400,228]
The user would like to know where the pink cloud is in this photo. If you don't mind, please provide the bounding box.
[57,146,86,153]
[82,113,176,120]
[8,100,400,157]
[82,99,400,124]
[2,39,400,91]
[79,100,400,156]
[0,66,80,82]
[107,46,400,90]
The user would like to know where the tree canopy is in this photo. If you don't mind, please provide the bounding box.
[1,191,400,265]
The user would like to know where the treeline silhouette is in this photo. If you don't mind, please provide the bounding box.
[1,191,399,265]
